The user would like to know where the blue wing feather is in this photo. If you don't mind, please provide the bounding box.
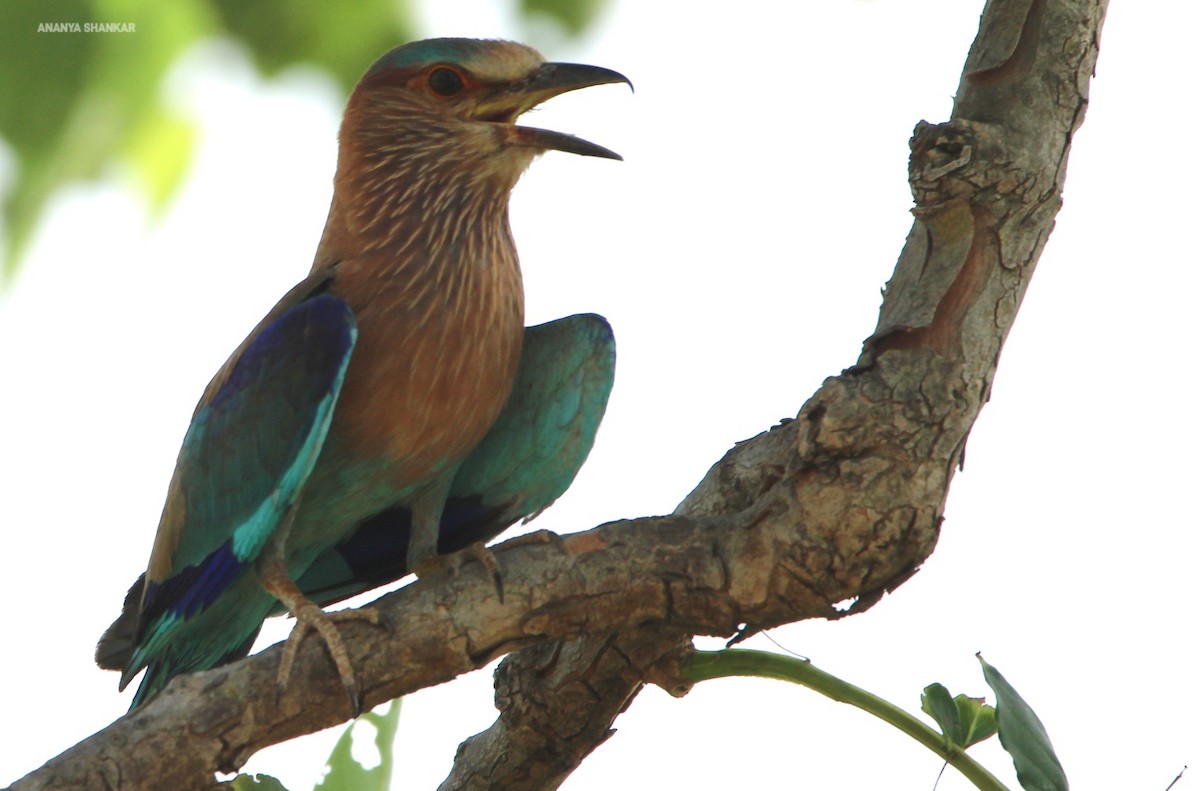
[171,292,357,568]
[122,290,357,694]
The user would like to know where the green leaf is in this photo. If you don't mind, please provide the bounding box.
[0,0,98,277]
[922,682,965,746]
[227,773,290,790]
[207,0,416,92]
[958,693,998,748]
[0,0,410,279]
[520,0,609,36]
[0,0,610,280]
[922,684,995,749]
[0,0,214,278]
[315,699,403,791]
[978,654,1068,791]
[122,106,197,216]
[0,1,92,153]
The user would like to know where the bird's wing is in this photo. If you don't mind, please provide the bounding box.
[293,313,616,606]
[104,280,356,681]
[448,312,616,530]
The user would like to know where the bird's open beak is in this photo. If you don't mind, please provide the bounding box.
[477,62,632,161]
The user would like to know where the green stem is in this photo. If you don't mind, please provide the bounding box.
[680,649,1009,791]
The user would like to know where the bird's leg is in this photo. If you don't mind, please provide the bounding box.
[406,475,455,576]
[405,477,504,598]
[257,554,381,718]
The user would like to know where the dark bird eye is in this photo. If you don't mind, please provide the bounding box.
[428,67,464,96]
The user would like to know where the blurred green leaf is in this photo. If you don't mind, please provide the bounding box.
[206,0,415,92]
[0,0,214,278]
[0,0,610,282]
[979,654,1068,791]
[0,0,97,277]
[0,1,92,155]
[521,0,608,35]
[0,0,413,281]
[315,699,403,791]
[228,773,290,790]
[122,105,197,216]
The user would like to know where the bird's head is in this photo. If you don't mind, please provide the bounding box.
[341,38,629,180]
[319,38,627,265]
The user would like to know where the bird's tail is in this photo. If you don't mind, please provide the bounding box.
[95,576,144,671]
[97,573,263,710]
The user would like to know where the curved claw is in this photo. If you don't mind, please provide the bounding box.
[277,605,381,717]
[260,557,382,717]
[412,542,504,603]
[468,543,504,603]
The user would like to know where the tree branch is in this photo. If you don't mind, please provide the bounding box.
[9,0,1107,788]
[435,0,1108,787]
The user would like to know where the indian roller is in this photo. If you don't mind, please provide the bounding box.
[95,38,627,712]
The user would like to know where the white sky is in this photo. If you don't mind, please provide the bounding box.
[2,1,1197,789]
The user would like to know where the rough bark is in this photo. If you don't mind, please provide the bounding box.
[8,0,1107,788]
[439,0,1107,787]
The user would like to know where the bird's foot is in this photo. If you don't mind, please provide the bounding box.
[407,529,441,579]
[277,604,382,717]
[466,542,504,602]
[259,558,382,717]
[410,552,448,579]
[412,543,504,602]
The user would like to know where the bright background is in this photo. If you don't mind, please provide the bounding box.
[2,1,1197,789]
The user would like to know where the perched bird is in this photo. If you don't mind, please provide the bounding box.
[96,38,627,711]
[97,311,616,669]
